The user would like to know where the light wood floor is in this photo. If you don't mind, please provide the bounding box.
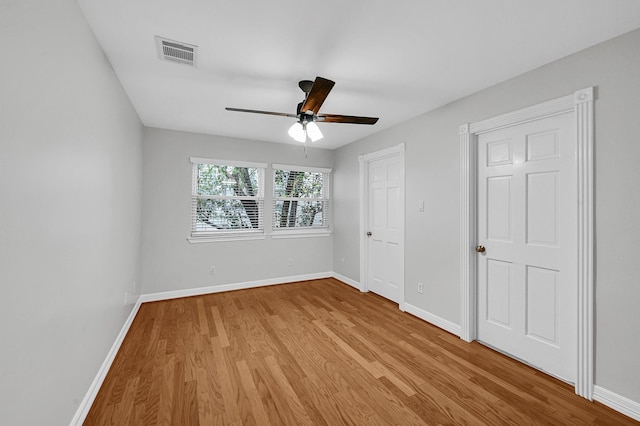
[85,278,636,425]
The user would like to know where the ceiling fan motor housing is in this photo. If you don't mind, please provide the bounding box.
[300,112,315,124]
[298,80,314,94]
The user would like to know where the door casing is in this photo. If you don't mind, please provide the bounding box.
[459,87,595,399]
[359,143,406,311]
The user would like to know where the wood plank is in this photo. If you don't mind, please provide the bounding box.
[210,305,229,348]
[85,279,638,425]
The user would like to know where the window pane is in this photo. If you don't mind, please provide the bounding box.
[197,164,260,197]
[273,200,325,228]
[196,198,262,230]
[274,170,323,198]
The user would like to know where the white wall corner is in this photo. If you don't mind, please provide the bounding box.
[594,386,640,422]
[404,303,462,337]
[70,298,143,426]
[139,272,333,303]
[331,272,361,291]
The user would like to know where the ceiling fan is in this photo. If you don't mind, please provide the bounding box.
[226,76,379,143]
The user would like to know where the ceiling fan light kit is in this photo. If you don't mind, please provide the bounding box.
[226,76,379,145]
[288,120,323,143]
[288,122,306,142]
[305,122,323,142]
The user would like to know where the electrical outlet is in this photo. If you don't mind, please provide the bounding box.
[288,257,293,266]
[209,266,216,275]
[124,292,129,306]
[417,282,424,294]
[418,201,425,212]
[340,258,345,266]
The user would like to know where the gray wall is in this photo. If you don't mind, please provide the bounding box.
[2,0,638,421]
[141,128,334,293]
[334,28,640,403]
[0,0,144,424]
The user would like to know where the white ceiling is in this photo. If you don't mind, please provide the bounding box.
[77,0,640,149]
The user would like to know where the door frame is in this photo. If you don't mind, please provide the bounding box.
[459,87,594,399]
[359,143,406,311]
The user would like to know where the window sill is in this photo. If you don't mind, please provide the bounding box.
[187,233,266,244]
[270,229,332,239]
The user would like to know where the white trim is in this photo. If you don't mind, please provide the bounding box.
[459,87,595,399]
[360,143,405,162]
[575,87,595,400]
[459,123,476,343]
[272,164,332,174]
[404,303,462,337]
[594,386,640,422]
[469,94,575,135]
[271,166,331,233]
[73,271,638,424]
[189,157,267,169]
[70,297,143,426]
[187,233,266,243]
[359,143,406,307]
[139,272,333,303]
[271,229,331,239]
[359,155,366,293]
[331,272,361,291]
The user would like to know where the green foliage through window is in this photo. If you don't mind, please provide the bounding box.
[273,169,328,228]
[193,163,264,233]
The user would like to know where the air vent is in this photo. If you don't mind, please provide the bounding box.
[155,36,197,66]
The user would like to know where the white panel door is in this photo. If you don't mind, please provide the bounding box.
[367,155,402,303]
[477,112,577,382]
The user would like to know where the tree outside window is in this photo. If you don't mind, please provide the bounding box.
[191,159,265,236]
[273,166,330,230]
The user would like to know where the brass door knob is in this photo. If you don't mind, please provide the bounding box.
[476,245,486,253]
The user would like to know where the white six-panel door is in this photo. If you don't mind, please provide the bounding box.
[367,154,403,304]
[477,112,577,382]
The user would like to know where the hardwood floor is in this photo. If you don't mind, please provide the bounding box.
[85,278,636,425]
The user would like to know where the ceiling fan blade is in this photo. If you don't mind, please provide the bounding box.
[226,107,297,118]
[317,114,379,125]
[300,77,335,114]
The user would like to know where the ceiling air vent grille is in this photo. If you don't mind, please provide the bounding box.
[155,36,197,66]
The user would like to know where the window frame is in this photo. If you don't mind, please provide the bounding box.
[188,157,267,243]
[271,164,332,238]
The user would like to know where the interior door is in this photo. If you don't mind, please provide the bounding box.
[477,112,577,382]
[367,154,403,304]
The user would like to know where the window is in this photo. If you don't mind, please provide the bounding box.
[190,157,266,241]
[272,164,331,235]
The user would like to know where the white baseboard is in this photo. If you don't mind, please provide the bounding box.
[594,385,640,422]
[329,276,461,338]
[331,272,361,291]
[403,302,462,337]
[71,272,332,424]
[70,297,142,426]
[73,275,638,425]
[139,272,333,303]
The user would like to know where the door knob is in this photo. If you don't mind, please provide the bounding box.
[367,231,372,237]
[475,245,486,253]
